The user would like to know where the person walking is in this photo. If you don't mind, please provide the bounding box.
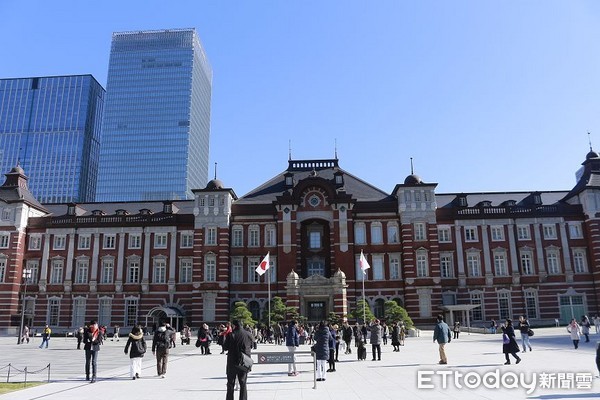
[391,322,400,352]
[327,323,337,372]
[399,321,406,346]
[433,315,451,364]
[83,320,103,382]
[152,321,173,377]
[124,325,146,380]
[313,321,332,382]
[567,318,582,349]
[224,320,253,400]
[39,324,51,348]
[20,325,30,344]
[369,319,383,361]
[501,319,521,365]
[198,323,212,355]
[594,315,600,334]
[76,326,84,349]
[382,322,389,346]
[453,321,461,339]
[112,324,120,341]
[581,316,591,343]
[517,316,532,352]
[490,319,497,334]
[342,321,353,354]
[286,320,300,376]
[596,342,600,376]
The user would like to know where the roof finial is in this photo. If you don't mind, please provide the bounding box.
[410,157,414,175]
[214,162,217,180]
[334,138,338,159]
[288,140,292,161]
[588,131,593,151]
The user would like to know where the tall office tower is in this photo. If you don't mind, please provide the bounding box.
[0,75,105,203]
[96,28,212,202]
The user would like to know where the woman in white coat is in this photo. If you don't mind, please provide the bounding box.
[567,318,582,349]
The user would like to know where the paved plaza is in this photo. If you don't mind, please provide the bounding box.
[0,327,598,400]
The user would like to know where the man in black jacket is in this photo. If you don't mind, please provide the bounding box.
[224,320,253,400]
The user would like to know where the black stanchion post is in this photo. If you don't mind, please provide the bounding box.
[47,363,51,382]
[7,363,10,383]
[24,366,27,387]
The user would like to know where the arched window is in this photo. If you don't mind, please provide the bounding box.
[374,298,385,319]
[248,301,260,322]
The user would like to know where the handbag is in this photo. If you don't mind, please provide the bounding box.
[236,352,253,373]
[502,334,510,344]
[527,329,534,337]
[195,338,202,348]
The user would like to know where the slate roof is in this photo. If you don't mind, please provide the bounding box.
[0,167,49,213]
[42,200,195,217]
[435,191,569,208]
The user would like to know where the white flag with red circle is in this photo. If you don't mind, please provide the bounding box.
[255,252,270,276]
[360,250,371,275]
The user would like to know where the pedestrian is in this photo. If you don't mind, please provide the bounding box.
[433,315,451,365]
[453,321,461,339]
[198,323,212,355]
[83,320,103,382]
[594,315,600,334]
[166,323,176,348]
[581,316,591,343]
[399,321,406,346]
[20,325,30,344]
[327,323,337,372]
[181,324,191,345]
[76,326,84,349]
[224,320,253,400]
[112,324,120,341]
[501,319,521,365]
[124,325,146,380]
[342,321,353,354]
[517,316,533,352]
[382,322,388,345]
[596,342,600,376]
[391,321,400,352]
[38,324,51,348]
[152,321,173,377]
[312,321,332,382]
[286,320,299,376]
[567,318,582,349]
[220,322,232,354]
[369,319,383,361]
[490,319,497,334]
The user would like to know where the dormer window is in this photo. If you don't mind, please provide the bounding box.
[115,209,128,216]
[92,210,104,216]
[163,202,173,214]
[533,193,542,205]
[334,172,344,186]
[67,205,76,216]
[285,174,294,186]
[140,209,152,215]
[479,201,492,207]
[502,200,516,207]
[458,196,467,207]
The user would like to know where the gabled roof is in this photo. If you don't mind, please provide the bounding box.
[0,166,49,213]
[561,151,600,202]
[236,159,393,205]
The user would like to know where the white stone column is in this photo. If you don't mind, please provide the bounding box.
[507,223,520,284]
[454,225,466,286]
[533,224,547,278]
[559,222,574,282]
[116,233,125,292]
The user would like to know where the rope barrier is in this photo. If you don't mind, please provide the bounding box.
[0,363,51,383]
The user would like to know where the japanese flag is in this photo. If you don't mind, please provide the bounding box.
[255,252,270,276]
[360,250,371,275]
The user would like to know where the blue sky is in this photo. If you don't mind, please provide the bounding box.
[1,1,599,197]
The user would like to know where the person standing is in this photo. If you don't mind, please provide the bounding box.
[567,318,582,349]
[342,321,353,354]
[198,323,212,355]
[21,325,30,344]
[313,321,332,382]
[369,319,383,361]
[399,321,406,346]
[112,324,120,342]
[124,325,146,380]
[453,321,461,339]
[76,326,84,349]
[286,320,299,376]
[433,315,451,365]
[596,342,600,376]
[39,324,51,349]
[501,319,521,365]
[391,322,400,352]
[327,323,337,372]
[517,316,532,352]
[594,315,600,334]
[490,319,497,334]
[382,322,388,346]
[224,320,253,400]
[83,320,103,382]
[152,321,173,377]
[581,316,591,343]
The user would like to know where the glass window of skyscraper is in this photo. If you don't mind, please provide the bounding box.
[0,75,105,203]
[96,28,212,202]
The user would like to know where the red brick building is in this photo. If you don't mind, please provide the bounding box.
[1,152,599,334]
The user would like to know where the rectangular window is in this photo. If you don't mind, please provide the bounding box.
[387,224,399,244]
[416,252,428,277]
[525,292,538,319]
[573,249,587,273]
[498,292,512,320]
[491,226,505,241]
[248,258,259,283]
[205,256,216,282]
[470,293,483,321]
[355,224,366,245]
[180,232,194,248]
[569,223,583,239]
[464,227,478,242]
[371,224,383,244]
[199,198,206,207]
[72,298,86,328]
[180,259,193,283]
[265,226,276,247]
[75,259,89,284]
[98,298,112,327]
[26,260,39,283]
[154,233,168,249]
[521,253,534,275]
[438,227,451,243]
[232,227,243,247]
[101,259,114,284]
[440,253,453,278]
[231,258,243,283]
[389,256,400,280]
[372,255,384,280]
[494,253,508,276]
[547,252,560,274]
[309,231,321,249]
[129,234,142,249]
[414,222,426,241]
[0,259,5,282]
[50,260,63,284]
[206,227,217,246]
[517,225,531,240]
[543,224,557,240]
[103,234,116,249]
[0,234,9,249]
[127,260,140,283]
[467,253,481,276]
[153,259,167,283]
[48,299,60,326]
[125,299,138,326]
[78,235,91,250]
[2,209,11,220]
[249,227,259,247]
[268,259,277,283]
[53,235,66,250]
[28,235,42,251]
[418,293,431,318]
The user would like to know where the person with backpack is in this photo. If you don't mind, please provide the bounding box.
[39,324,51,349]
[152,321,173,378]
[124,325,146,380]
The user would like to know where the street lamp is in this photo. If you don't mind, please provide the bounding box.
[17,268,32,345]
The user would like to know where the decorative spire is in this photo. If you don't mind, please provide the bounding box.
[214,162,217,180]
[410,157,414,175]
[588,131,593,151]
[334,138,338,159]
[288,140,292,161]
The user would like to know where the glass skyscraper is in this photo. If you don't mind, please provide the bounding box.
[0,75,105,203]
[96,28,212,202]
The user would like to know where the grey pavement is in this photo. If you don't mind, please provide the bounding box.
[0,327,599,400]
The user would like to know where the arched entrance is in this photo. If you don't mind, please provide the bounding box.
[145,306,185,333]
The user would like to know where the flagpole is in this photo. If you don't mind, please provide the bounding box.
[362,265,366,325]
[267,266,271,329]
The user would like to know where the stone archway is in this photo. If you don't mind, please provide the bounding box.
[145,306,185,333]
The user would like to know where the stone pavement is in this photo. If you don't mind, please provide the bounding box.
[0,327,598,400]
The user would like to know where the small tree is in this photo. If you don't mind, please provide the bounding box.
[327,312,341,326]
[230,301,257,328]
[349,299,375,324]
[384,301,414,328]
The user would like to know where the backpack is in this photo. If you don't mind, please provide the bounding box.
[155,330,169,349]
